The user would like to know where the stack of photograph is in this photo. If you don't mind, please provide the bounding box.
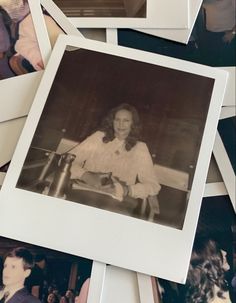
[0,0,235,302]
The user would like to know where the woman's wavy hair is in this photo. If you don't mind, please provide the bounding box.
[99,103,142,151]
[185,238,228,303]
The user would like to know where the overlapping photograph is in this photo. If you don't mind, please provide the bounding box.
[0,35,228,282]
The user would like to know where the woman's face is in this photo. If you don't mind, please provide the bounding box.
[113,109,133,140]
[47,294,56,303]
[221,250,230,271]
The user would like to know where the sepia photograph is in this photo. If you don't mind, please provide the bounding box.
[0,36,228,281]
[15,46,216,229]
[0,236,96,303]
[53,0,147,18]
[150,195,236,303]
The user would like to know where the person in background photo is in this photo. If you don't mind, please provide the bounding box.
[0,247,41,303]
[185,238,232,303]
[25,253,48,301]
[200,0,236,66]
[70,103,161,201]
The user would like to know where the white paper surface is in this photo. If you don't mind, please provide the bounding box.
[102,266,140,303]
[0,117,26,167]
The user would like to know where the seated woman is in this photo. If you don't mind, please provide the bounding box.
[70,103,161,200]
[184,238,232,303]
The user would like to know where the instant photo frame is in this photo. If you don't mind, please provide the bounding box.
[0,35,228,283]
[54,0,189,29]
[0,235,106,303]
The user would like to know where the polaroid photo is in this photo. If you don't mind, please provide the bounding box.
[0,35,228,282]
[0,235,105,303]
[142,194,236,303]
[53,0,189,29]
[0,0,50,123]
[213,107,236,211]
[136,0,203,44]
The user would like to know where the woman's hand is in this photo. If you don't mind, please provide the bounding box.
[222,31,235,43]
[81,171,111,189]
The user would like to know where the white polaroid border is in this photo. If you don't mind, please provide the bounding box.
[67,0,189,29]
[220,67,236,107]
[136,0,202,44]
[102,266,140,303]
[87,262,106,303]
[137,273,155,303]
[204,182,228,197]
[213,107,236,211]
[0,35,228,283]
[0,117,26,167]
[0,173,6,187]
[0,0,82,123]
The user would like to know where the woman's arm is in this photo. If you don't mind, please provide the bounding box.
[70,131,102,179]
[129,143,161,199]
[14,14,44,71]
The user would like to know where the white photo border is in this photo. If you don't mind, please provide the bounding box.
[67,0,189,29]
[0,117,26,168]
[0,35,228,283]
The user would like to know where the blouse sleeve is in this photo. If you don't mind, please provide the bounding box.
[70,131,102,179]
[14,14,43,70]
[129,143,161,199]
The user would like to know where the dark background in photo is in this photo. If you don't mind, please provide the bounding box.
[0,236,92,303]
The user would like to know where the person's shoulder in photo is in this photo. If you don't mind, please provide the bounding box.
[70,103,161,201]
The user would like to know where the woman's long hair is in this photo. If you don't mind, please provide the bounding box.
[99,103,142,151]
[185,238,229,303]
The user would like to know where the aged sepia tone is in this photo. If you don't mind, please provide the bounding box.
[53,0,147,18]
[16,48,215,230]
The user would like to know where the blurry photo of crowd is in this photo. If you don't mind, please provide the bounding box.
[0,237,92,303]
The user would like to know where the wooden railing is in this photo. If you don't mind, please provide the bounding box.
[53,0,127,17]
